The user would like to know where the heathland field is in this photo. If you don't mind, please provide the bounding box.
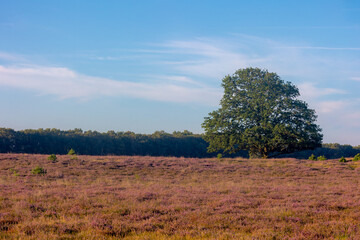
[1,154,360,239]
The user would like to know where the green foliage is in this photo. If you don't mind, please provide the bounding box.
[9,168,19,176]
[48,154,57,162]
[67,148,76,155]
[353,153,360,161]
[308,154,316,161]
[339,156,347,162]
[134,174,140,180]
[317,155,327,161]
[31,166,47,175]
[0,127,221,158]
[217,153,223,159]
[10,127,360,159]
[202,67,323,158]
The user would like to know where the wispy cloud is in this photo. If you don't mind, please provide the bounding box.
[277,46,360,51]
[149,36,360,144]
[298,83,347,100]
[0,65,221,105]
[154,36,360,84]
[317,100,349,113]
[1,34,360,144]
[0,52,26,62]
[156,39,266,79]
[153,75,203,86]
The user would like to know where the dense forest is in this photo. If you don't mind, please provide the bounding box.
[0,128,222,157]
[0,128,359,159]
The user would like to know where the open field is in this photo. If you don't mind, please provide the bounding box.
[1,154,360,239]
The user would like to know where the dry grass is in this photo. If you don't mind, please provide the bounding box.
[1,153,360,239]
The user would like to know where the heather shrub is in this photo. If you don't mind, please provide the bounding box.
[349,165,356,170]
[3,153,360,239]
[339,156,347,162]
[317,155,327,161]
[31,166,47,175]
[353,153,360,161]
[48,154,57,162]
[67,148,76,155]
[308,154,316,161]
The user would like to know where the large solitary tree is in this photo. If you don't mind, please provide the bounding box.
[202,67,323,158]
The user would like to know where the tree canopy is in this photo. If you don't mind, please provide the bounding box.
[202,67,323,158]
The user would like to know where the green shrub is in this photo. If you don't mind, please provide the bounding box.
[67,149,76,155]
[339,156,347,162]
[353,153,360,161]
[217,153,223,160]
[9,168,19,176]
[48,154,57,162]
[308,154,316,161]
[31,166,47,175]
[317,155,327,161]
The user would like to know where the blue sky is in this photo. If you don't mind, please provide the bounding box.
[0,0,359,145]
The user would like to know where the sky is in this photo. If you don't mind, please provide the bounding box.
[0,0,359,145]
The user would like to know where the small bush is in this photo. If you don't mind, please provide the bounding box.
[317,155,327,161]
[353,153,360,161]
[308,154,316,161]
[67,149,76,155]
[217,153,223,160]
[9,168,19,176]
[31,166,47,175]
[48,154,57,162]
[339,156,347,163]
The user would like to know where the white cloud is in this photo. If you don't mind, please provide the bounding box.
[317,100,349,113]
[159,39,258,79]
[298,82,347,100]
[153,36,360,145]
[0,65,221,105]
[0,52,25,62]
[154,75,202,85]
[1,35,360,144]
[157,36,360,84]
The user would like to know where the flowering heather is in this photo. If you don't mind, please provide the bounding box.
[1,154,360,239]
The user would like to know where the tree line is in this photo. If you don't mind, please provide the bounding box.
[280,143,360,159]
[0,128,220,157]
[0,127,358,159]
